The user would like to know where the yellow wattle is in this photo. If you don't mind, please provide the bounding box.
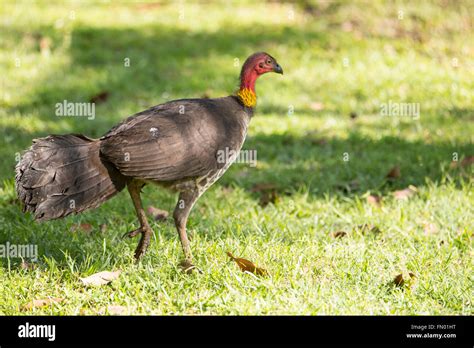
[237,88,257,107]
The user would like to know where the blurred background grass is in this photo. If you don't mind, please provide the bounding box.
[0,1,472,315]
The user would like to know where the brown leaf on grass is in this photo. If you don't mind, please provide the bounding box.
[393,186,417,200]
[332,231,347,238]
[386,166,401,180]
[449,156,474,169]
[461,156,474,167]
[423,222,439,235]
[358,224,381,234]
[90,91,109,104]
[22,298,64,311]
[259,190,279,207]
[221,186,234,195]
[251,183,279,207]
[227,251,268,276]
[251,183,277,193]
[103,305,128,315]
[99,223,108,234]
[393,272,416,287]
[39,36,51,56]
[309,102,324,111]
[310,138,328,146]
[367,194,382,207]
[80,270,121,286]
[137,2,162,10]
[349,111,358,119]
[147,206,169,221]
[20,260,36,271]
[70,223,93,234]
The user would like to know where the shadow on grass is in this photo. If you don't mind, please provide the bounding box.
[226,132,472,195]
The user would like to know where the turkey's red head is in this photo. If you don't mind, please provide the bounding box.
[240,52,282,90]
[238,52,282,107]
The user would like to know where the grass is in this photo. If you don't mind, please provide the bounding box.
[0,0,473,315]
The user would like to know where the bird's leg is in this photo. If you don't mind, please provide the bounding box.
[173,189,200,273]
[124,180,152,260]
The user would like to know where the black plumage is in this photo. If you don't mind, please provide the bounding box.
[15,52,283,269]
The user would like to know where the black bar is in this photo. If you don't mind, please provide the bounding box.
[0,316,472,346]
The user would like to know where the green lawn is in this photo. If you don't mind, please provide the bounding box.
[0,0,473,315]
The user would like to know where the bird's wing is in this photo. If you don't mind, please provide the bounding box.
[100,99,227,182]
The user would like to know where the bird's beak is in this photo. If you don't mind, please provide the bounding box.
[273,63,283,75]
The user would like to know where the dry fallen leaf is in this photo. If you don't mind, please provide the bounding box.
[310,137,328,146]
[386,166,401,180]
[22,298,64,311]
[309,102,324,111]
[423,222,439,235]
[358,224,381,235]
[332,231,347,238]
[39,36,51,56]
[70,223,93,234]
[393,272,416,287]
[367,194,382,207]
[221,185,234,194]
[393,186,417,200]
[251,183,279,207]
[251,183,277,193]
[137,2,162,10]
[80,270,121,286]
[227,251,268,276]
[104,305,127,315]
[450,155,474,168]
[259,190,279,207]
[147,206,169,221]
[20,260,36,271]
[90,91,109,104]
[461,156,474,167]
[100,223,108,234]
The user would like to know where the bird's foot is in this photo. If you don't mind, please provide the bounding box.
[179,259,202,274]
[134,231,152,261]
[122,226,152,261]
[134,237,150,261]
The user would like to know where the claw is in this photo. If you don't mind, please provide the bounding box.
[122,228,142,239]
[133,229,152,261]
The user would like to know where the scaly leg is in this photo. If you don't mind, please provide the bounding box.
[124,180,153,260]
[173,189,200,273]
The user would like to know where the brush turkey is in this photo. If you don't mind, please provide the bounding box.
[15,52,283,271]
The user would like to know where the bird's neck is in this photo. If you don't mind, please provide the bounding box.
[237,68,258,108]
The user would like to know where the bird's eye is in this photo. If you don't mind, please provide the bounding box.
[266,60,272,64]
